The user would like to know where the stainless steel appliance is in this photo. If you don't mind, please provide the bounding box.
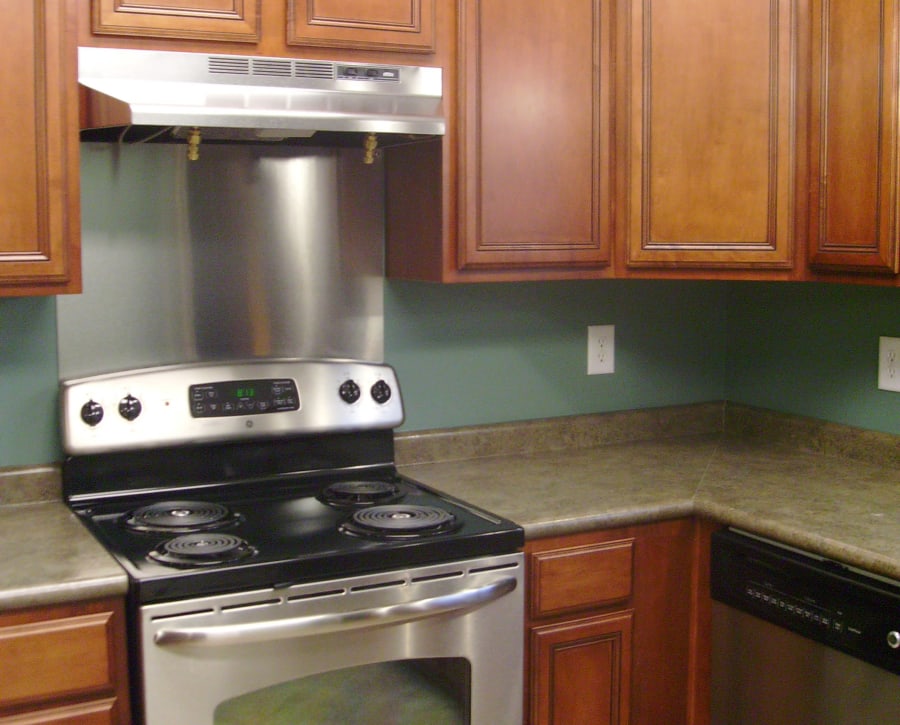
[710,528,900,724]
[61,359,524,725]
[78,47,445,140]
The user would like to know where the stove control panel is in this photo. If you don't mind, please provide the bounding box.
[189,378,300,418]
[61,360,404,455]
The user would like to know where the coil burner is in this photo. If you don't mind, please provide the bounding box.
[340,505,460,540]
[319,480,405,508]
[148,533,256,568]
[124,501,240,533]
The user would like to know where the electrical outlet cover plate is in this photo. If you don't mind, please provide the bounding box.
[878,336,900,392]
[587,325,615,375]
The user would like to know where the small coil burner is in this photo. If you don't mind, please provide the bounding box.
[319,480,405,508]
[340,504,460,540]
[149,533,256,568]
[124,501,240,533]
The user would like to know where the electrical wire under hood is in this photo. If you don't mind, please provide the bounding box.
[78,47,446,141]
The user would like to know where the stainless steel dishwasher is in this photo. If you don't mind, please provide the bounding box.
[710,528,900,724]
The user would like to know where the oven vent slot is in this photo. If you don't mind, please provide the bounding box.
[469,562,521,575]
[151,607,215,623]
[411,570,465,584]
[287,588,346,603]
[351,578,406,593]
[220,598,281,614]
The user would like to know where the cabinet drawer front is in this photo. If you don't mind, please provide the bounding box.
[530,539,633,618]
[0,613,114,709]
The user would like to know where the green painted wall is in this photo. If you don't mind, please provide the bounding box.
[726,282,900,434]
[385,279,727,431]
[0,278,897,468]
[0,297,59,466]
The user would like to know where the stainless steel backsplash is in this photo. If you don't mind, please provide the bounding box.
[58,143,385,378]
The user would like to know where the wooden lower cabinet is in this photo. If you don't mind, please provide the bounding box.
[0,599,130,725]
[525,518,714,725]
[531,611,633,725]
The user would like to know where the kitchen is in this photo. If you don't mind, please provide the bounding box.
[2,1,900,724]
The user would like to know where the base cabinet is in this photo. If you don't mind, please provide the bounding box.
[531,611,633,725]
[526,518,712,725]
[0,599,130,724]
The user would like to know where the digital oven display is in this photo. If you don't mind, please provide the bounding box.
[189,378,299,418]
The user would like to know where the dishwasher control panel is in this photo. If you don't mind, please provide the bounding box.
[711,528,900,676]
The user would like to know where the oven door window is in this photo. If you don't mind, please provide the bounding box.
[214,658,471,724]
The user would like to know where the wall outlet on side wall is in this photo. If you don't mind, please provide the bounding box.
[878,336,900,392]
[587,325,615,375]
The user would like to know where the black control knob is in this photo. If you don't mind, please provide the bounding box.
[371,380,392,404]
[339,380,361,404]
[80,400,104,427]
[118,394,142,421]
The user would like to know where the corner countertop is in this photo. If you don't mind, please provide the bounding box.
[1,403,898,611]
[399,435,900,580]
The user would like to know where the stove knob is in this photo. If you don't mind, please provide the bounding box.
[118,394,142,421]
[339,379,361,404]
[80,400,104,427]
[371,380,392,404]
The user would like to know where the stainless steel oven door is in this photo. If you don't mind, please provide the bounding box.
[138,553,523,725]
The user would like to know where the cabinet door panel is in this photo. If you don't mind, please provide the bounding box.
[808,0,900,274]
[622,0,796,268]
[459,0,612,270]
[531,611,633,725]
[287,0,435,51]
[0,0,80,296]
[92,0,260,42]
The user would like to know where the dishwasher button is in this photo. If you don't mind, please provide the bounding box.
[887,631,900,649]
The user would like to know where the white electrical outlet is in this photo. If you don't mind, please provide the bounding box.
[587,325,615,375]
[878,336,900,392]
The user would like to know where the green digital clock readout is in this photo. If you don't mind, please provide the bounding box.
[235,387,255,399]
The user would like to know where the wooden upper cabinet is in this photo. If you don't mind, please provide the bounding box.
[0,1,80,297]
[619,0,797,270]
[457,0,612,271]
[807,0,900,275]
[287,0,435,52]
[92,0,261,42]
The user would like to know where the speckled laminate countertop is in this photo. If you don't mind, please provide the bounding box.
[1,403,898,611]
[400,435,900,580]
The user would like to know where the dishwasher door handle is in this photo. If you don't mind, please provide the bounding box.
[154,576,517,647]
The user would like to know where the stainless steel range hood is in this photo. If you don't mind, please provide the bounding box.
[78,47,445,141]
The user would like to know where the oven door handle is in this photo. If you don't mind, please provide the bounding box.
[153,576,518,648]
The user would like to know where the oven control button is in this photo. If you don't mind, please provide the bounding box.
[371,380,392,404]
[339,380,361,404]
[80,400,104,427]
[118,394,142,421]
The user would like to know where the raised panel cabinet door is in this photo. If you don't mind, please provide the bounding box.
[0,0,80,296]
[620,0,797,269]
[807,0,900,274]
[92,0,261,42]
[530,610,633,725]
[458,0,612,270]
[287,0,435,52]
